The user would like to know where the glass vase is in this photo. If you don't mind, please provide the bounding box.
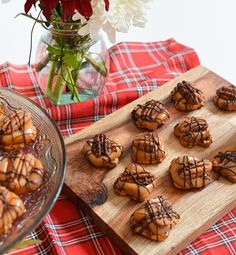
[35,22,108,105]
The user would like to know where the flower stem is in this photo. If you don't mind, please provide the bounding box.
[51,64,66,104]
[46,60,57,96]
[65,66,80,101]
[84,53,108,77]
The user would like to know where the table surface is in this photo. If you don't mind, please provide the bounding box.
[0,0,236,84]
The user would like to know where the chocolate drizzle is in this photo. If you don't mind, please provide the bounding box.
[131,132,167,164]
[214,85,236,110]
[178,156,208,189]
[114,163,155,201]
[169,156,212,190]
[174,117,212,148]
[121,164,154,186]
[84,134,123,168]
[213,151,236,182]
[171,80,204,111]
[217,151,236,163]
[87,134,123,157]
[0,186,25,234]
[88,134,113,157]
[176,81,202,104]
[0,153,44,193]
[132,100,170,130]
[130,196,180,241]
[216,86,236,102]
[0,110,37,151]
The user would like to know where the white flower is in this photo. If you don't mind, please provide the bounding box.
[73,0,152,43]
[0,0,10,3]
[72,10,86,25]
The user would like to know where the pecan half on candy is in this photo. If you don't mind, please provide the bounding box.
[213,85,236,111]
[169,155,213,189]
[171,80,205,111]
[213,151,236,182]
[174,116,212,148]
[0,186,25,234]
[114,163,155,202]
[130,196,180,241]
[83,134,123,169]
[131,100,170,131]
[131,132,167,164]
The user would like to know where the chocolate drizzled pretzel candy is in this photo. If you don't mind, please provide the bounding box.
[83,134,123,168]
[213,151,236,183]
[0,152,45,194]
[0,186,25,234]
[130,196,180,241]
[131,100,170,131]
[114,163,155,202]
[171,80,205,111]
[174,116,212,148]
[213,85,236,111]
[169,155,213,189]
[131,132,167,164]
[0,110,37,151]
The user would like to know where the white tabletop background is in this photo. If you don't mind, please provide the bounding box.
[0,0,236,84]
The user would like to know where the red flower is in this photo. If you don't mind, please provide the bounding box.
[40,0,59,21]
[104,0,109,11]
[24,0,37,13]
[24,0,58,21]
[61,0,93,19]
[24,0,110,22]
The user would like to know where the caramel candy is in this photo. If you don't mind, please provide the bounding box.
[0,186,25,234]
[130,196,180,241]
[0,110,37,151]
[213,151,236,183]
[114,163,155,202]
[174,117,212,148]
[0,152,44,194]
[131,132,167,164]
[213,85,236,111]
[171,80,205,111]
[131,100,170,131]
[169,155,212,190]
[0,103,6,117]
[83,134,123,168]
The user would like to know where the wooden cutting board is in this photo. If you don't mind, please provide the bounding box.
[64,65,236,255]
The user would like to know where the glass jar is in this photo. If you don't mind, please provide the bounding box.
[35,22,109,105]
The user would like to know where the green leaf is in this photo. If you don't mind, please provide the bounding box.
[8,239,42,252]
[47,45,78,58]
[47,45,62,56]
[64,53,80,69]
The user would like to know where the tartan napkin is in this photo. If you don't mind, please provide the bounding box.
[0,38,235,255]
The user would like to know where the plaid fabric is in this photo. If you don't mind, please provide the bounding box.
[0,38,235,255]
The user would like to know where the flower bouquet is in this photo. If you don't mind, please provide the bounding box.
[22,0,152,104]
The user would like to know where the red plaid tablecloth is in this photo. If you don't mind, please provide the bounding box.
[0,38,235,255]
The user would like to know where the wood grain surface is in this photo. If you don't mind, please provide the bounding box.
[64,65,236,255]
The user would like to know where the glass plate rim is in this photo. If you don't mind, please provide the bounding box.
[0,87,67,254]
